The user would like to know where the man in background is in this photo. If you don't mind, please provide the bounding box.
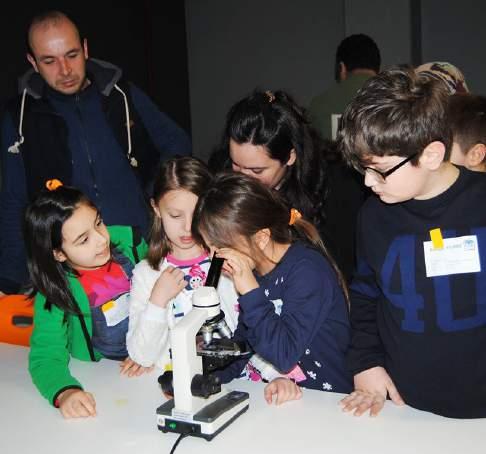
[308,34,381,141]
[0,11,191,295]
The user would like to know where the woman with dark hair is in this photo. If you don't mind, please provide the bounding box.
[209,89,327,234]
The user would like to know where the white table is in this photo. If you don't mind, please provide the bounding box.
[0,343,483,454]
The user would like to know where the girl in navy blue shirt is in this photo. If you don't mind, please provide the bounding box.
[193,173,352,396]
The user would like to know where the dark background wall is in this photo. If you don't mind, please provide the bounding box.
[184,0,415,161]
[0,1,191,134]
[1,1,485,163]
[421,0,486,94]
[186,0,486,161]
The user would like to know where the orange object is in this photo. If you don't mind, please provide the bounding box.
[0,295,34,346]
[45,179,63,191]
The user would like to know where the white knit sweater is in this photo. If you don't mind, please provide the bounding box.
[126,257,239,369]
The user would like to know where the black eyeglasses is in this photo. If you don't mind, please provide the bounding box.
[358,153,419,182]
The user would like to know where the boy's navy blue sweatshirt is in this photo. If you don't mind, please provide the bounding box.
[348,167,486,418]
[216,242,352,393]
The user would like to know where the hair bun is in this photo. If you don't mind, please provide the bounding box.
[265,90,275,103]
[45,179,63,191]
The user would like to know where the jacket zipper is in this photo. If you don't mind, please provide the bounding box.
[75,94,99,203]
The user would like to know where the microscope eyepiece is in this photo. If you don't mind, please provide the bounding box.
[205,255,224,288]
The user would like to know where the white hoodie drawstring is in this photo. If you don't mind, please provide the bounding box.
[7,88,27,154]
[8,85,136,169]
[114,83,137,167]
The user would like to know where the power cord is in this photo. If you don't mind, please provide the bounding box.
[169,433,188,454]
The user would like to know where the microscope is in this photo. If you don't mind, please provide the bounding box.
[156,256,250,440]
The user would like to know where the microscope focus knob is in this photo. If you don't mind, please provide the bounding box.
[158,371,174,398]
[191,373,221,398]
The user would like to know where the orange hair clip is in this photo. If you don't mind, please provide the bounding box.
[45,179,63,191]
[289,208,302,226]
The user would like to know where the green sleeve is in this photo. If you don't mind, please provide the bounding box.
[135,236,148,262]
[107,225,148,264]
[28,295,82,406]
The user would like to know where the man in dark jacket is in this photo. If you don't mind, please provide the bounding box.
[0,11,192,295]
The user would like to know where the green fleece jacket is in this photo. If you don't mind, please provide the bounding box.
[28,225,147,406]
[308,73,372,140]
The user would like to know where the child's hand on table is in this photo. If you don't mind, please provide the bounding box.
[120,357,154,377]
[57,389,96,419]
[340,366,404,417]
[264,378,303,405]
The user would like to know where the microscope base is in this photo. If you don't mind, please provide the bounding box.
[157,390,249,441]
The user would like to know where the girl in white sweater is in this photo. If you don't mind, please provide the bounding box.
[124,157,239,374]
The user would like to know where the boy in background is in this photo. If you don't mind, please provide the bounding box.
[448,94,486,172]
[338,67,486,418]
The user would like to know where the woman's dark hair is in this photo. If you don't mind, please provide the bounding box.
[209,89,328,233]
[147,157,213,270]
[24,185,96,314]
[192,172,347,300]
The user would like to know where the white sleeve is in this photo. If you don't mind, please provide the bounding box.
[126,260,172,368]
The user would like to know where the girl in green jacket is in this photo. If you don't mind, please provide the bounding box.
[24,180,147,418]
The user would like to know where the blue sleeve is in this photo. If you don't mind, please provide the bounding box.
[238,257,336,373]
[0,113,29,293]
[213,357,249,384]
[346,211,386,375]
[212,322,250,384]
[129,83,192,158]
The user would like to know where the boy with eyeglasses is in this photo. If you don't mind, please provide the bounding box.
[337,66,486,419]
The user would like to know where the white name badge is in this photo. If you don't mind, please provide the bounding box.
[423,235,481,278]
[101,293,130,327]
